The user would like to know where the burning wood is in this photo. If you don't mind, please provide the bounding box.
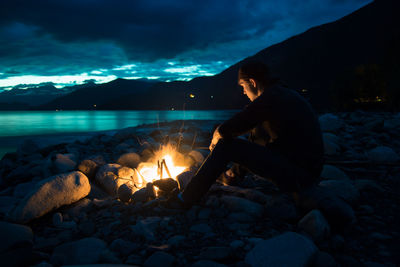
[134,144,188,188]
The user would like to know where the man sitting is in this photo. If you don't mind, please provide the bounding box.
[169,61,354,228]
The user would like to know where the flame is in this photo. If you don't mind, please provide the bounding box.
[135,144,188,188]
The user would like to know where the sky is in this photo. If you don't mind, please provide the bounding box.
[0,0,372,90]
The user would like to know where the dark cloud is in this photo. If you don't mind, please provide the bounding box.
[0,0,372,84]
[0,0,282,61]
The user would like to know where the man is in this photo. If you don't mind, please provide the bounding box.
[168,61,354,228]
[178,61,324,203]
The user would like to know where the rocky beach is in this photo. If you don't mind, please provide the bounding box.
[0,111,399,267]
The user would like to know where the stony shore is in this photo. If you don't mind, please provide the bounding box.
[0,112,399,267]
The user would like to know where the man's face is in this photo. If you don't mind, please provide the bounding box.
[239,78,258,102]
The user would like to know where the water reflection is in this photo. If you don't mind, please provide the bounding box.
[0,110,237,137]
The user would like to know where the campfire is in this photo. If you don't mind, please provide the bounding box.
[133,144,190,192]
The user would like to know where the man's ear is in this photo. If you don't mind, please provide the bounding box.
[249,78,257,88]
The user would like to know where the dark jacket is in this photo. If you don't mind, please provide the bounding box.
[218,83,324,178]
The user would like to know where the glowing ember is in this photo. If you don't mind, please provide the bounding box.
[135,144,188,188]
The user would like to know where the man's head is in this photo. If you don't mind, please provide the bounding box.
[238,61,274,102]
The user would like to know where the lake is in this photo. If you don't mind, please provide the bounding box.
[0,110,238,158]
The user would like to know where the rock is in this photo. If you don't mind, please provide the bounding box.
[0,221,33,266]
[188,150,205,166]
[367,146,400,162]
[242,189,272,204]
[245,232,317,267]
[198,208,212,220]
[77,159,99,179]
[190,223,213,234]
[131,187,151,203]
[0,221,33,253]
[52,212,63,227]
[118,183,137,203]
[220,196,264,217]
[320,165,350,180]
[0,196,19,216]
[298,186,356,228]
[384,117,400,130]
[312,251,337,267]
[176,170,195,190]
[117,152,141,169]
[199,247,232,261]
[95,164,135,196]
[322,133,340,144]
[153,178,178,193]
[53,153,77,173]
[298,209,330,242]
[144,251,175,267]
[319,114,343,132]
[353,179,384,193]
[230,240,245,249]
[110,239,140,256]
[50,237,107,265]
[323,140,340,156]
[59,220,77,229]
[113,127,141,142]
[319,180,360,204]
[17,139,39,156]
[167,235,186,247]
[131,217,161,242]
[10,171,90,223]
[191,260,227,267]
[78,220,96,236]
[228,212,256,223]
[64,198,92,219]
[13,181,36,198]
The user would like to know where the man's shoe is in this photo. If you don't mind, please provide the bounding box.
[217,171,240,186]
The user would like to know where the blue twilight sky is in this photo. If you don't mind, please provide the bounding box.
[0,0,371,90]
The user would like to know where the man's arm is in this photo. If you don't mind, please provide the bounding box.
[218,95,270,139]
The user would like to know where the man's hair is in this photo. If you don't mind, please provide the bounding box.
[238,61,277,87]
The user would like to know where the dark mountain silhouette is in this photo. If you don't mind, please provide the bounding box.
[0,82,95,109]
[37,79,157,110]
[25,0,400,110]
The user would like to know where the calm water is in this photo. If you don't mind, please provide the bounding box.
[0,110,237,157]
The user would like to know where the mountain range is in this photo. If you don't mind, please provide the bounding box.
[2,0,399,111]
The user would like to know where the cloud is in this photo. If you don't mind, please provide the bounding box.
[0,0,371,85]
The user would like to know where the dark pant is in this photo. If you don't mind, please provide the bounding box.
[182,138,317,205]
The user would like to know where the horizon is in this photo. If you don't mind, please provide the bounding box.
[0,0,372,91]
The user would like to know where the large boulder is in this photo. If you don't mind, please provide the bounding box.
[50,237,107,265]
[95,164,136,196]
[10,171,90,223]
[245,232,317,267]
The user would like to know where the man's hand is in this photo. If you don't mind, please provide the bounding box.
[209,126,222,151]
